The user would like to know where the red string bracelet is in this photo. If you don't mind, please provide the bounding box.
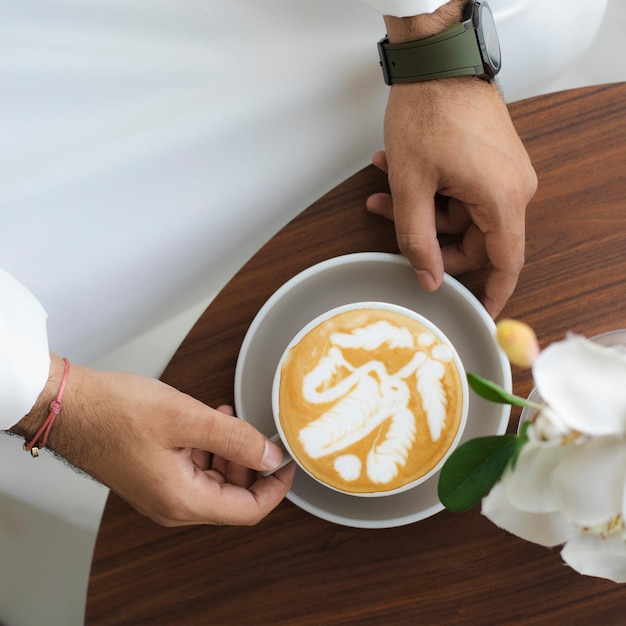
[24,357,70,457]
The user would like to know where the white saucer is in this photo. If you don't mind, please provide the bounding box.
[234,253,511,528]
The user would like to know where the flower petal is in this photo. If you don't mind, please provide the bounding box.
[562,533,626,583]
[533,335,626,436]
[551,437,626,527]
[528,407,572,446]
[482,482,574,547]
[504,443,568,513]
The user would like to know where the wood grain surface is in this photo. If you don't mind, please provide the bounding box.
[86,83,626,625]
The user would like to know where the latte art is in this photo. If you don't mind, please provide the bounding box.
[276,306,465,495]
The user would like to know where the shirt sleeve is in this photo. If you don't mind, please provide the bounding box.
[360,0,449,17]
[0,269,50,430]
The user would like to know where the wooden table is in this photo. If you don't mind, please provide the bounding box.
[86,83,626,625]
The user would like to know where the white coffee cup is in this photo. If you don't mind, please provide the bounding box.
[267,301,469,497]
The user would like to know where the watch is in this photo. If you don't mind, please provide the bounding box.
[377,0,501,85]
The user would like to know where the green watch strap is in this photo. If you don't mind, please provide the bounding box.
[379,22,483,83]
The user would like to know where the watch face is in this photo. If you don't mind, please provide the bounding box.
[478,3,501,75]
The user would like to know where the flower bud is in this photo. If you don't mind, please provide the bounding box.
[496,319,540,368]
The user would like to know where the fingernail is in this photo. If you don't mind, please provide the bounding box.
[262,440,284,470]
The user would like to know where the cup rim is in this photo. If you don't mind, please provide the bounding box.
[271,300,469,497]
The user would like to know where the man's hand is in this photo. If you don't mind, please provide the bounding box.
[11,354,295,527]
[367,77,537,318]
[370,3,538,317]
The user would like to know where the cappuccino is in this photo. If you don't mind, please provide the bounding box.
[274,303,466,495]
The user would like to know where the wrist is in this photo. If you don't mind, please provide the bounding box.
[9,353,84,459]
[9,353,65,440]
[383,0,466,42]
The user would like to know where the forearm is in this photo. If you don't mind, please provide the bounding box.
[383,0,465,42]
[362,0,449,18]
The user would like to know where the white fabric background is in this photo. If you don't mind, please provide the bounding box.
[1,0,388,369]
[1,0,606,372]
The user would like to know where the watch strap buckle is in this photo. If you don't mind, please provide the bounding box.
[377,37,392,86]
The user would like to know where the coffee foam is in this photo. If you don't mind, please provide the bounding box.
[277,307,464,494]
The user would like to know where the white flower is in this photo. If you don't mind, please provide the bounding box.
[532,334,626,436]
[482,334,626,582]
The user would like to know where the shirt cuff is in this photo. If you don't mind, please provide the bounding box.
[360,0,448,17]
[0,269,50,430]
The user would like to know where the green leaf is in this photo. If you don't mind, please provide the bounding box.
[467,372,533,408]
[438,434,520,512]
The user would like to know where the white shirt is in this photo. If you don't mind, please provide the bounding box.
[0,270,50,427]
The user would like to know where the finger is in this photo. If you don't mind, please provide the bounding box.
[176,404,284,473]
[366,194,473,235]
[210,452,227,476]
[190,448,211,470]
[216,457,258,489]
[441,226,517,319]
[204,469,227,485]
[211,405,234,475]
[482,268,519,318]
[204,462,296,526]
[365,192,394,221]
[481,229,525,318]
[389,178,445,292]
[474,206,525,318]
[440,223,489,275]
[157,461,295,527]
[435,197,472,235]
[227,464,257,488]
[371,150,388,173]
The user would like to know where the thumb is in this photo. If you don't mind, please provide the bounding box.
[183,404,284,472]
[390,177,444,292]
